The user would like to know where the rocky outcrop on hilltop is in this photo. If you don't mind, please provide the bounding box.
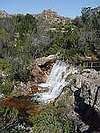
[36,9,70,25]
[35,9,71,37]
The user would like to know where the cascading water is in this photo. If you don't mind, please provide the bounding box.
[35,60,77,103]
[0,93,4,99]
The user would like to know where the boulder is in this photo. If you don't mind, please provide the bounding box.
[31,55,57,83]
[31,65,48,83]
[33,55,57,66]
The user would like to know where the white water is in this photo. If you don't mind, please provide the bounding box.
[0,93,4,99]
[36,60,77,103]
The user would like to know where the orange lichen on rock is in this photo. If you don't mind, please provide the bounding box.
[30,85,48,94]
[0,96,41,115]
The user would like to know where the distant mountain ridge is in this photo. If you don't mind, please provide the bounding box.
[0,6,100,18]
[0,10,10,17]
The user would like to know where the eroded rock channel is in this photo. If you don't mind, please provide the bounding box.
[0,55,100,133]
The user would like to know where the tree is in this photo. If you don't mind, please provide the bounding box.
[81,7,91,23]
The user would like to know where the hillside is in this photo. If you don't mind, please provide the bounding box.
[0,7,100,133]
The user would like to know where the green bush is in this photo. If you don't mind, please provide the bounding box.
[30,91,74,133]
[0,59,12,74]
[31,105,74,133]
[0,107,19,132]
[0,79,13,95]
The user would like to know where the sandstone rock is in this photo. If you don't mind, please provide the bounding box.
[31,55,57,84]
[34,55,57,66]
[31,65,48,83]
[10,55,57,97]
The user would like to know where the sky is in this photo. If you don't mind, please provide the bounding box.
[0,0,100,18]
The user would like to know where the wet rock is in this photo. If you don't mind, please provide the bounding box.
[11,55,57,97]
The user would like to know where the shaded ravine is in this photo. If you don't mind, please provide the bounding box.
[74,87,100,132]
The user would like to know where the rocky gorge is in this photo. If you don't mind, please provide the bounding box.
[0,55,100,133]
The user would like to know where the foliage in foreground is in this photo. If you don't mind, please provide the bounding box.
[30,91,74,133]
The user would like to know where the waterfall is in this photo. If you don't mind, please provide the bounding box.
[0,93,4,99]
[35,60,77,103]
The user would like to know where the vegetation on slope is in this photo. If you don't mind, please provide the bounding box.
[0,7,100,132]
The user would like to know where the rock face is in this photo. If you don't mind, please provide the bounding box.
[31,65,48,83]
[31,55,57,83]
[71,69,100,133]
[34,55,57,66]
[30,58,100,132]
[36,9,70,25]
[75,69,100,110]
[35,61,78,103]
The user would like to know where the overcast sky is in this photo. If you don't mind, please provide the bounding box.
[0,0,100,18]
